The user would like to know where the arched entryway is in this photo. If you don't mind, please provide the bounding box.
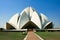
[21,21,39,32]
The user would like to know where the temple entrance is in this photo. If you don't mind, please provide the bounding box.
[22,21,39,32]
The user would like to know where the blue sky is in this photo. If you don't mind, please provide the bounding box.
[0,0,60,28]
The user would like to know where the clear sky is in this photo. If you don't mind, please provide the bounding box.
[0,0,60,28]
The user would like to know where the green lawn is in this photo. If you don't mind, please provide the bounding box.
[36,32,60,40]
[0,32,27,40]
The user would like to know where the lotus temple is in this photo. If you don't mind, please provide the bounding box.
[2,7,54,31]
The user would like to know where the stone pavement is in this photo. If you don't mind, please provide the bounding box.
[26,31,40,40]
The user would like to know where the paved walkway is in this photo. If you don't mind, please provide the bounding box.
[26,31,40,40]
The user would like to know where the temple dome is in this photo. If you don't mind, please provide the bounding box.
[4,7,53,30]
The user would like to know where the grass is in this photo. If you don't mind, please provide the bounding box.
[0,32,27,40]
[36,32,60,40]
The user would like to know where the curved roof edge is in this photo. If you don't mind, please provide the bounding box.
[31,11,42,29]
[19,11,29,29]
[8,13,19,28]
[43,21,52,29]
[40,13,49,23]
